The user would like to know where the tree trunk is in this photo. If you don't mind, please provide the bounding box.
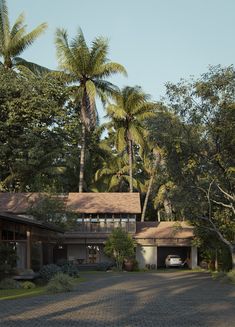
[128,139,133,193]
[78,125,86,193]
[228,244,235,270]
[163,197,173,220]
[141,152,160,222]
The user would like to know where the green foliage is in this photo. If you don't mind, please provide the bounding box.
[59,262,80,277]
[0,67,71,192]
[46,273,74,293]
[20,281,36,289]
[0,277,19,289]
[27,194,66,228]
[0,0,48,71]
[39,264,61,282]
[226,270,235,284]
[0,243,17,279]
[104,228,135,271]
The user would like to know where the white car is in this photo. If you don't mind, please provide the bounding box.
[165,254,183,268]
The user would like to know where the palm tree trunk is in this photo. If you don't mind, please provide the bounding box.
[163,197,173,220]
[141,151,161,222]
[128,139,133,192]
[79,125,86,193]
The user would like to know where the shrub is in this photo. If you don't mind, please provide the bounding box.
[21,281,36,289]
[39,264,61,282]
[46,273,74,293]
[104,228,135,271]
[226,270,235,284]
[0,244,18,280]
[60,262,79,277]
[0,278,19,289]
[96,262,114,271]
[211,271,226,280]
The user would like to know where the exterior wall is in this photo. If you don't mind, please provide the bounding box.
[190,246,198,269]
[16,242,27,269]
[136,245,157,269]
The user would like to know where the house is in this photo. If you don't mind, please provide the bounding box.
[0,192,198,270]
[0,193,63,270]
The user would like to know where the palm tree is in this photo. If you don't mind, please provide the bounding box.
[106,86,157,192]
[141,146,163,221]
[154,182,175,220]
[55,28,127,192]
[95,153,141,192]
[0,0,47,70]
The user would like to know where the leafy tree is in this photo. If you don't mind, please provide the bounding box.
[0,0,48,73]
[104,228,135,271]
[106,86,157,192]
[55,28,126,192]
[162,65,235,269]
[0,67,70,191]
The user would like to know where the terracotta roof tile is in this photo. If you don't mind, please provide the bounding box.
[0,193,42,213]
[135,221,194,239]
[0,192,141,214]
[66,193,141,213]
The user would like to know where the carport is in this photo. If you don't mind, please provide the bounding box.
[135,222,197,269]
[157,246,191,268]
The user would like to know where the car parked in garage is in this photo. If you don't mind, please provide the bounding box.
[165,254,183,268]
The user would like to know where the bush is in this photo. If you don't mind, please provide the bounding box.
[0,278,19,289]
[0,244,18,280]
[211,271,226,280]
[46,273,74,293]
[39,264,61,282]
[21,281,36,289]
[60,262,79,277]
[226,270,235,284]
[96,262,114,271]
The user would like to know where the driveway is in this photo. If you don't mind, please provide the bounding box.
[0,271,234,327]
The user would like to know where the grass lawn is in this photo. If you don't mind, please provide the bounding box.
[0,277,86,301]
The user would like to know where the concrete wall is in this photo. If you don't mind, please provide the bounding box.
[136,245,157,269]
[190,246,198,269]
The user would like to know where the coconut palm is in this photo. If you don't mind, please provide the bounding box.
[55,28,127,192]
[95,153,141,192]
[106,86,157,192]
[0,0,47,71]
[141,146,164,221]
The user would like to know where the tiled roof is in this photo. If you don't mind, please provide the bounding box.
[135,221,194,239]
[0,193,43,213]
[0,192,141,214]
[66,193,141,213]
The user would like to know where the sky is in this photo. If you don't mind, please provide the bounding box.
[7,0,235,117]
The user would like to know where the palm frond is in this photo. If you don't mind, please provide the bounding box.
[14,57,51,77]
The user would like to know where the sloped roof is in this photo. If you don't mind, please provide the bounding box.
[66,192,141,213]
[0,212,63,232]
[0,192,141,214]
[135,221,194,239]
[0,193,43,213]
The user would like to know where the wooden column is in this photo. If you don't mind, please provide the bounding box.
[26,229,31,269]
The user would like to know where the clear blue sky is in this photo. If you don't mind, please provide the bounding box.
[8,0,235,109]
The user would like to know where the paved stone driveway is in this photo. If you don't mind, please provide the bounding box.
[0,271,235,327]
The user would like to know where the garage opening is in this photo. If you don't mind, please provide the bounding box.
[157,246,191,268]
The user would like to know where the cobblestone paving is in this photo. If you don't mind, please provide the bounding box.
[0,271,235,327]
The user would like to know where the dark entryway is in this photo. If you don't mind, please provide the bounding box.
[157,246,191,268]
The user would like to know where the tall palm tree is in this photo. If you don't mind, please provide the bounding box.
[106,86,157,192]
[55,28,127,192]
[0,0,47,70]
[141,146,163,221]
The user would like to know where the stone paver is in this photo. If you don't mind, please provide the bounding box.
[0,271,235,327]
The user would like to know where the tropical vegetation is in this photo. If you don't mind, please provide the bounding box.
[0,0,234,271]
